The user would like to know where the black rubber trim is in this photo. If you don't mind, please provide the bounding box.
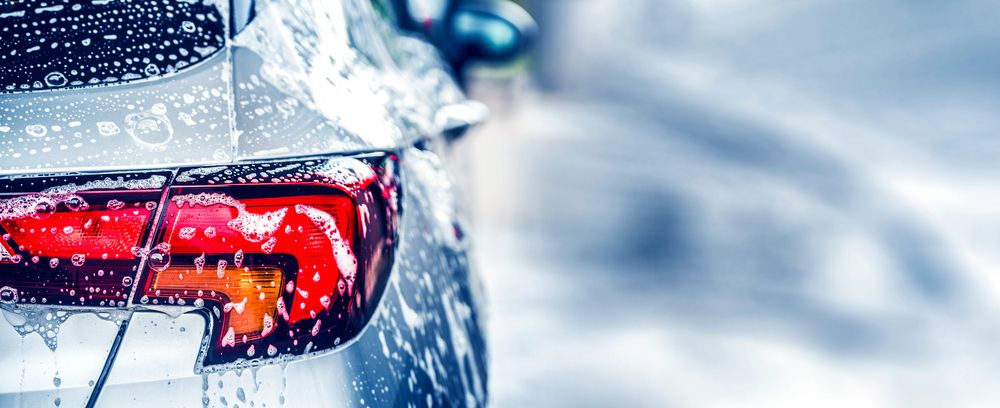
[85,317,131,408]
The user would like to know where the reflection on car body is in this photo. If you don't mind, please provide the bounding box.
[0,0,537,405]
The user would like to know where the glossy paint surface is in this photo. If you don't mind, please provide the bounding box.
[0,0,486,406]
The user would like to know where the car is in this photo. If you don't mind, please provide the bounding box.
[0,0,533,406]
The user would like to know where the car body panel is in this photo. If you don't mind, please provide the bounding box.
[0,0,468,173]
[0,0,488,405]
[0,311,125,407]
[0,52,234,175]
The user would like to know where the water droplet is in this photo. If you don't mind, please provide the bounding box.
[33,200,56,219]
[149,243,171,272]
[71,254,85,267]
[194,253,206,273]
[224,297,247,315]
[261,313,275,336]
[44,72,67,87]
[150,103,168,115]
[144,63,161,76]
[0,286,18,304]
[179,227,197,240]
[122,276,133,287]
[96,121,120,136]
[49,258,59,269]
[124,111,173,146]
[63,195,88,212]
[216,260,227,279]
[261,237,277,254]
[221,327,236,347]
[106,199,126,211]
[178,111,196,126]
[25,124,47,138]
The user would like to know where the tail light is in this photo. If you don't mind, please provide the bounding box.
[0,154,400,371]
[0,173,169,308]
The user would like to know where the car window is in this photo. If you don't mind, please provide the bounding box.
[0,0,226,93]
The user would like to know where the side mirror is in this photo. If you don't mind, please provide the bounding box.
[392,0,536,82]
[447,0,536,69]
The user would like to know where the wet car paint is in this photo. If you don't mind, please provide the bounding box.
[0,0,487,406]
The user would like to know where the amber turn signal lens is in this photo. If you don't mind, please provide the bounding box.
[153,265,284,344]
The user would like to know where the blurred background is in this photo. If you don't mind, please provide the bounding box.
[451,0,1000,406]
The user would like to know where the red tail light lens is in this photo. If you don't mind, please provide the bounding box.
[136,156,399,369]
[0,155,399,371]
[142,188,359,351]
[0,173,169,307]
[2,193,154,260]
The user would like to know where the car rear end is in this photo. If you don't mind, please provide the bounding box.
[0,0,488,406]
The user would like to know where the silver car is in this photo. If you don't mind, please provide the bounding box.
[0,0,532,406]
